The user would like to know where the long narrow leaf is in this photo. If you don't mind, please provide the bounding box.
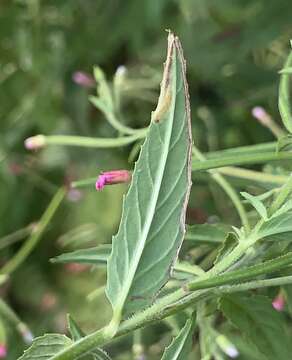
[161,313,196,360]
[106,32,192,321]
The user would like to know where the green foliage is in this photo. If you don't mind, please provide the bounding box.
[2,1,292,359]
[220,294,292,360]
[18,334,72,360]
[106,34,192,321]
[161,313,196,360]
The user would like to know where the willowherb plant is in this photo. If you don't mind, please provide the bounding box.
[15,32,292,359]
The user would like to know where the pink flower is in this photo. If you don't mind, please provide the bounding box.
[96,170,131,191]
[251,106,272,127]
[272,293,285,311]
[24,135,46,150]
[0,344,7,358]
[72,71,95,88]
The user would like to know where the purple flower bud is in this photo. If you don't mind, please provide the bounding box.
[272,293,285,311]
[0,344,7,358]
[96,170,131,191]
[72,71,95,88]
[67,189,83,202]
[251,106,271,127]
[24,135,46,151]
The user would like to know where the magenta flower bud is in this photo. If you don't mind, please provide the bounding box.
[72,71,95,88]
[24,135,46,151]
[96,170,131,191]
[272,293,285,311]
[251,106,271,127]
[0,344,7,358]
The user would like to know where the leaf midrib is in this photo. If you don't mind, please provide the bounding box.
[118,51,178,309]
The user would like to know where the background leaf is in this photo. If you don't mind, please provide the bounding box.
[220,294,292,360]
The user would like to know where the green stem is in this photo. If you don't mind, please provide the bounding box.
[215,275,292,294]
[52,251,292,359]
[203,141,276,158]
[193,146,250,232]
[188,251,292,291]
[0,223,35,251]
[269,173,292,214]
[0,298,32,342]
[192,151,292,171]
[217,167,288,185]
[0,188,65,275]
[44,132,147,149]
[71,177,97,189]
[279,50,292,133]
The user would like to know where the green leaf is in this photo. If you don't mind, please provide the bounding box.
[67,315,84,341]
[279,50,292,134]
[161,313,195,360]
[240,192,268,220]
[52,245,204,278]
[270,199,292,219]
[185,223,229,244]
[106,33,192,320]
[18,334,72,360]
[257,212,292,240]
[220,294,292,360]
[214,233,238,265]
[51,245,110,266]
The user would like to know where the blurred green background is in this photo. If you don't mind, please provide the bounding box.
[1,0,292,358]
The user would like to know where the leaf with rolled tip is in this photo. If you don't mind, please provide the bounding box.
[220,294,292,360]
[51,245,110,266]
[106,32,192,323]
[67,315,112,360]
[18,334,72,360]
[279,50,292,134]
[161,313,196,360]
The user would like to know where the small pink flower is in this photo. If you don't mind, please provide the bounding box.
[24,135,46,151]
[72,71,95,88]
[96,170,131,191]
[0,344,7,358]
[251,106,272,127]
[67,189,83,202]
[272,293,285,311]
